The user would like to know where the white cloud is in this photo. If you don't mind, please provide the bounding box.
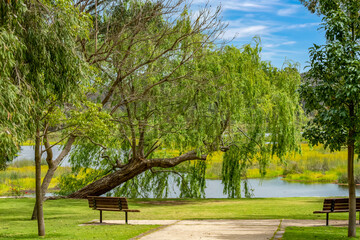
[285,22,320,29]
[263,41,296,48]
[277,5,300,16]
[221,25,269,39]
[220,0,279,12]
[191,0,281,12]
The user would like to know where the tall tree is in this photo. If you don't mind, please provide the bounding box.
[66,35,302,198]
[0,0,90,235]
[300,0,360,237]
[31,0,226,219]
[0,10,31,170]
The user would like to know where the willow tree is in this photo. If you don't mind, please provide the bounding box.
[0,3,32,170]
[67,30,302,198]
[33,0,228,217]
[300,0,360,237]
[0,0,91,236]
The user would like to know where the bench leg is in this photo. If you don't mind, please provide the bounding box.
[326,213,329,226]
[125,212,128,224]
[100,210,103,223]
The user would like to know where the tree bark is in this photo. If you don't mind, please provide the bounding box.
[68,150,207,198]
[31,166,57,220]
[348,102,356,237]
[68,160,150,198]
[35,127,45,236]
[31,136,75,220]
[348,139,356,237]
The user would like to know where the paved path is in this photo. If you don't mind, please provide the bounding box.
[83,219,349,240]
[138,220,281,240]
[137,219,349,240]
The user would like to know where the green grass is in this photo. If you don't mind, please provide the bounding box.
[283,226,359,240]
[0,197,358,239]
[130,197,347,220]
[0,198,158,239]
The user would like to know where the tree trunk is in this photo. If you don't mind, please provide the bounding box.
[68,161,150,198]
[68,150,207,199]
[348,101,356,238]
[31,166,57,220]
[31,136,75,220]
[348,135,356,237]
[348,141,356,237]
[35,128,45,236]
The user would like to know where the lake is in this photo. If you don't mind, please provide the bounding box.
[15,146,359,198]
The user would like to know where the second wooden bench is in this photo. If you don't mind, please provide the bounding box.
[313,198,360,226]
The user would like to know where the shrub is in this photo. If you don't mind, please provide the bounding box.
[8,185,29,198]
[338,168,360,184]
[56,169,106,196]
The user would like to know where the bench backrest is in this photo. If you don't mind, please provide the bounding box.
[87,196,129,210]
[322,198,360,211]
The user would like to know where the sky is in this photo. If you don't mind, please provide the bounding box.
[192,0,326,72]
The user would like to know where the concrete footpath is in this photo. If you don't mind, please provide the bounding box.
[84,219,349,240]
[136,219,349,240]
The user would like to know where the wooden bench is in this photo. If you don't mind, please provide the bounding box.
[313,198,360,226]
[87,196,140,224]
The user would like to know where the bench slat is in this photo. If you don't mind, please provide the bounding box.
[89,204,129,209]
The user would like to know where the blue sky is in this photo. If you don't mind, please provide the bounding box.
[192,0,326,72]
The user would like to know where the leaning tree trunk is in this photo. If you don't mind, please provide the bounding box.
[68,150,207,198]
[68,161,150,198]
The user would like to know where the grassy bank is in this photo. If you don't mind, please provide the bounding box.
[206,143,354,184]
[0,197,357,239]
[0,160,71,196]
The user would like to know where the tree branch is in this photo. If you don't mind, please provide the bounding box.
[149,150,207,168]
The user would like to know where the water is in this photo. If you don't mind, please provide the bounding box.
[14,145,71,166]
[14,146,358,198]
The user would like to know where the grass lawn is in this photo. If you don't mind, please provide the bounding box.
[0,198,158,239]
[283,226,359,240]
[0,197,359,239]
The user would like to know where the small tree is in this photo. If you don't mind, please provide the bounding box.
[300,0,360,237]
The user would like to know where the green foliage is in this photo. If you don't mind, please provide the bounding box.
[0,0,31,168]
[0,0,92,171]
[222,147,243,198]
[217,43,302,197]
[57,168,106,196]
[337,168,360,184]
[300,2,360,235]
[300,1,360,151]
[67,1,302,199]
